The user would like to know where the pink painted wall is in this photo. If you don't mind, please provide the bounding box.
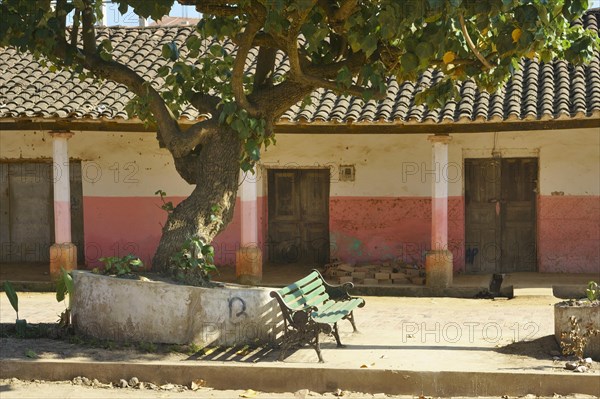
[83,193,598,274]
[83,196,248,268]
[538,196,600,273]
[328,196,465,271]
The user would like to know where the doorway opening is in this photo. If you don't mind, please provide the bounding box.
[465,157,538,273]
[0,161,84,264]
[267,169,330,265]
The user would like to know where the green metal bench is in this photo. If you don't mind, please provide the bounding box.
[270,269,365,362]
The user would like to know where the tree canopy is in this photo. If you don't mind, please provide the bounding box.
[1,0,598,270]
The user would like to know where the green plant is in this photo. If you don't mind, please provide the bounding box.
[560,316,600,362]
[155,189,174,214]
[4,281,27,335]
[585,281,599,302]
[168,235,218,287]
[97,254,143,276]
[56,268,74,328]
[138,341,157,353]
[3,281,19,320]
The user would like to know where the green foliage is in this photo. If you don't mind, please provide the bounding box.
[218,102,274,172]
[168,235,218,287]
[155,189,174,214]
[24,349,38,359]
[3,281,19,319]
[97,254,143,276]
[138,341,158,353]
[55,268,74,306]
[586,281,599,302]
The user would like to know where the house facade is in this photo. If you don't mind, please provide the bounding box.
[1,126,598,275]
[1,11,599,278]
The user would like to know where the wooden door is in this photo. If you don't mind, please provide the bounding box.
[465,158,537,273]
[500,158,537,272]
[465,158,501,273]
[0,161,84,264]
[268,169,329,264]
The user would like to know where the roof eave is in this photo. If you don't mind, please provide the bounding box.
[0,114,598,134]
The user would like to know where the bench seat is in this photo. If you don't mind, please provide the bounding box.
[270,269,365,362]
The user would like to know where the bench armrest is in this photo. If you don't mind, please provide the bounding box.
[270,290,319,324]
[311,269,365,306]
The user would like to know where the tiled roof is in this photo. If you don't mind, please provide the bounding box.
[0,9,598,126]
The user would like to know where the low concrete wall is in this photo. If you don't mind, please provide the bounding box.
[554,302,600,360]
[71,271,282,346]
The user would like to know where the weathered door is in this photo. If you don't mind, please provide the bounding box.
[0,161,84,263]
[268,169,329,264]
[465,158,537,273]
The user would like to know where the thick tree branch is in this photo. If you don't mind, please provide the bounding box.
[254,46,277,87]
[69,9,80,48]
[51,36,193,156]
[458,13,493,69]
[196,4,240,16]
[81,0,96,54]
[56,0,67,36]
[283,0,377,98]
[232,19,262,116]
[249,79,314,121]
[190,92,220,115]
[172,118,220,157]
[231,31,282,51]
[332,0,358,23]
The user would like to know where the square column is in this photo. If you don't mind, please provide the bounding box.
[425,134,453,288]
[236,171,262,285]
[49,131,77,279]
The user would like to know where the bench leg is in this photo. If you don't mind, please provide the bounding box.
[278,330,296,361]
[332,322,344,348]
[313,332,324,363]
[345,311,359,333]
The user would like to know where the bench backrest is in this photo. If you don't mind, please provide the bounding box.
[276,270,330,310]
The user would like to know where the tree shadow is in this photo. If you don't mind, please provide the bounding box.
[494,334,560,360]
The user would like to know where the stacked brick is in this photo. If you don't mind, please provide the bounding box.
[322,259,425,286]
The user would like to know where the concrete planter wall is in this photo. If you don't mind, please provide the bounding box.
[71,271,282,346]
[554,301,600,360]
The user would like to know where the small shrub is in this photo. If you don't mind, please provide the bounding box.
[55,268,74,328]
[96,254,143,276]
[560,315,600,362]
[586,281,599,302]
[138,341,157,353]
[168,235,218,287]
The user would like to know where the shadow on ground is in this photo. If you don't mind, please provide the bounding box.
[495,334,560,360]
[186,344,278,363]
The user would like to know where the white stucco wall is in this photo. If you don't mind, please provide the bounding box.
[258,128,600,197]
[2,127,598,198]
[0,130,193,197]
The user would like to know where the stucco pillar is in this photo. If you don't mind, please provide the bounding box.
[236,172,262,285]
[49,131,77,280]
[425,134,453,288]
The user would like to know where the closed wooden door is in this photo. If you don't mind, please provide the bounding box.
[0,162,84,263]
[465,158,537,273]
[268,169,329,264]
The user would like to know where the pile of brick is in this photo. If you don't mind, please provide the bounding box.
[322,259,425,286]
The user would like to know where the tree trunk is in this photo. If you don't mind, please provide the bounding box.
[152,126,241,271]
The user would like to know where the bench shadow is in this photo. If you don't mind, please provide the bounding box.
[185,344,279,363]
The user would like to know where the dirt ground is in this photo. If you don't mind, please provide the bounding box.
[1,378,599,399]
[1,293,598,398]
